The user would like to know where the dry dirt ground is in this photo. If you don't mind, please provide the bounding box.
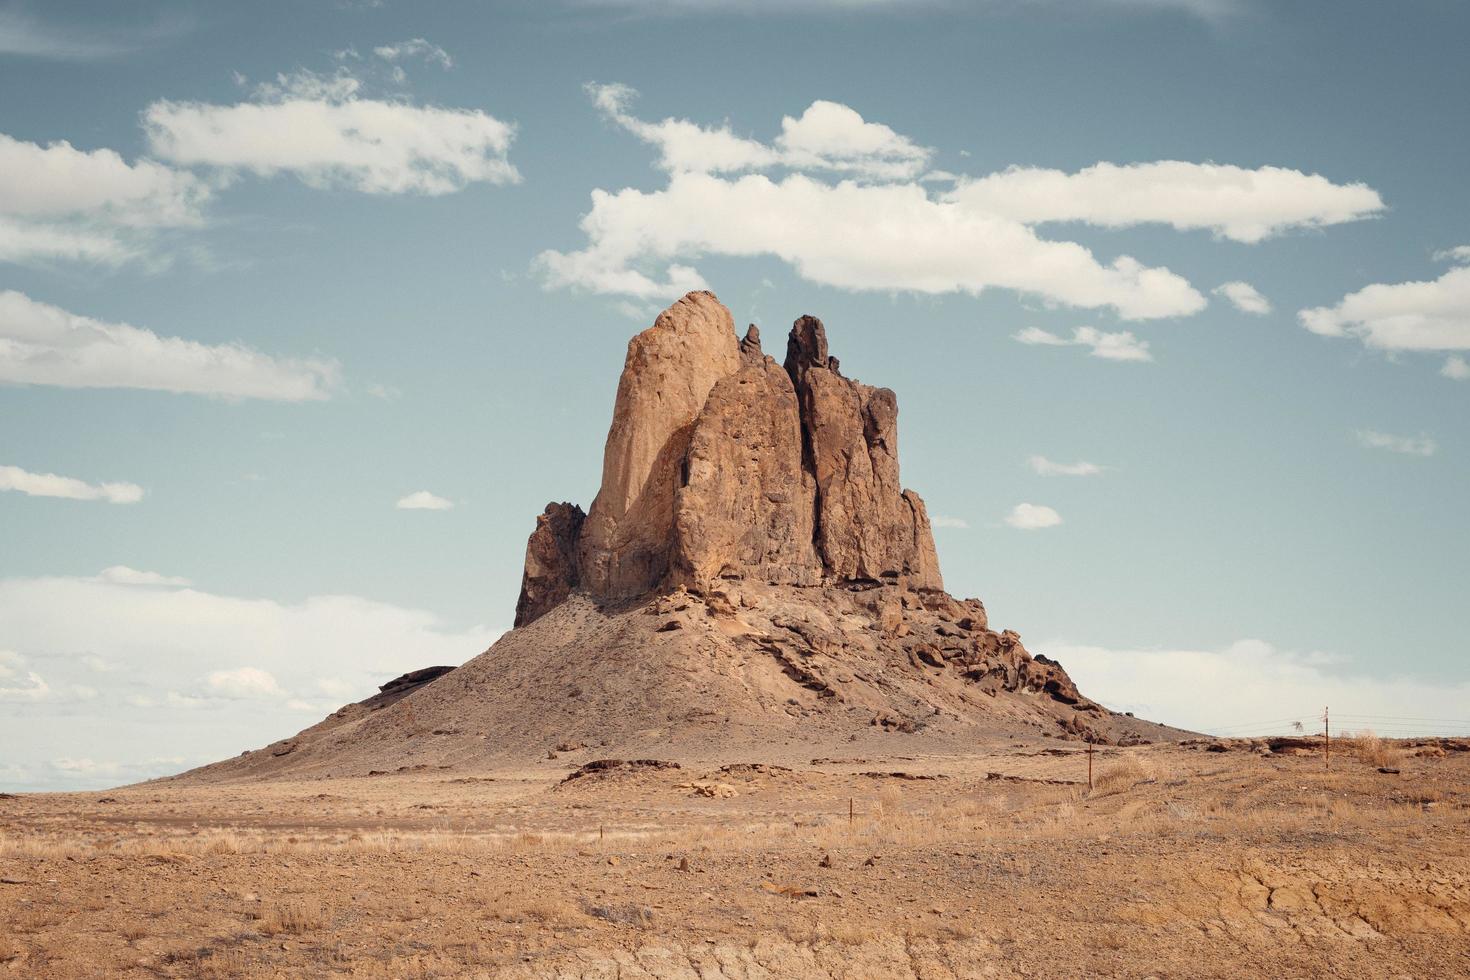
[2,737,1467,978]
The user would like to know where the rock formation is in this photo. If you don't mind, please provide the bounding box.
[174,290,1160,786]
[521,291,944,621]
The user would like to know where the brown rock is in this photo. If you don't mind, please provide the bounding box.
[783,316,943,590]
[577,291,742,598]
[672,357,821,590]
[514,502,586,627]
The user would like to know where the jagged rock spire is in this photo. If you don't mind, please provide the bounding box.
[515,291,943,625]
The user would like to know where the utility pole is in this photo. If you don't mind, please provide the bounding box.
[1324,706,1330,770]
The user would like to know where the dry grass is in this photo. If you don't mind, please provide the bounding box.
[1088,754,1161,798]
[254,898,326,935]
[1344,730,1397,768]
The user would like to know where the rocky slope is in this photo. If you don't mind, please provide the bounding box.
[178,292,1179,784]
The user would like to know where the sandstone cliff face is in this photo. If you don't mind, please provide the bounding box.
[514,502,585,628]
[517,291,943,622]
[576,291,742,598]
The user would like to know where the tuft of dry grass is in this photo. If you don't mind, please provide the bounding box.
[1089,755,1160,798]
[254,899,325,935]
[1345,730,1396,768]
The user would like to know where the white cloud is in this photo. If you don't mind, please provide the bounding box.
[540,172,1204,317]
[1013,325,1152,361]
[0,571,498,790]
[0,290,339,400]
[1355,429,1436,457]
[1005,502,1063,530]
[205,666,283,700]
[1213,280,1272,315]
[929,515,969,529]
[949,162,1382,244]
[1299,257,1470,352]
[545,87,1384,319]
[396,490,454,510]
[1045,637,1470,736]
[1442,355,1469,381]
[1028,455,1103,476]
[372,38,453,70]
[0,132,209,266]
[0,464,143,503]
[144,67,519,196]
[97,566,191,587]
[1432,245,1470,263]
[0,650,95,704]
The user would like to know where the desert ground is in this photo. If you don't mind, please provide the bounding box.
[2,734,1466,978]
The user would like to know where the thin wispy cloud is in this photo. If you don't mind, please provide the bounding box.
[1013,325,1152,362]
[1028,455,1103,476]
[0,464,143,504]
[0,7,189,61]
[1443,355,1469,381]
[1213,280,1272,315]
[929,515,969,529]
[1355,429,1437,457]
[0,290,339,401]
[96,567,191,587]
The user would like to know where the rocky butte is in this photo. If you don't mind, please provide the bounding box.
[517,291,941,627]
[181,292,1172,783]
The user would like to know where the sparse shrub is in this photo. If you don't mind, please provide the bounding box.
[255,899,325,935]
[1346,729,1395,768]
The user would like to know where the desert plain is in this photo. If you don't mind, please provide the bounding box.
[3,734,1467,979]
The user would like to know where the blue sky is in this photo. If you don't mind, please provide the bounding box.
[2,0,1468,790]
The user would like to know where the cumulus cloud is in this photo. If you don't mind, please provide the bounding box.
[0,132,210,266]
[929,515,969,529]
[1213,280,1272,315]
[1443,355,1469,381]
[396,490,454,510]
[1355,429,1436,457]
[1013,325,1152,361]
[1299,251,1470,354]
[587,83,933,181]
[1028,455,1103,476]
[97,566,190,587]
[0,290,339,400]
[1005,502,1062,530]
[0,464,143,503]
[950,162,1382,244]
[0,569,498,791]
[541,172,1204,317]
[548,88,1374,319]
[1044,637,1470,736]
[143,66,519,195]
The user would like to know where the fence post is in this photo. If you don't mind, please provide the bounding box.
[1087,738,1094,790]
[1324,706,1330,770]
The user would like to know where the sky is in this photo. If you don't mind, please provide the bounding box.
[2,0,1468,791]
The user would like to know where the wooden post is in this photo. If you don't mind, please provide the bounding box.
[1324,707,1330,770]
[1087,738,1094,790]
[849,798,854,825]
[599,825,604,841]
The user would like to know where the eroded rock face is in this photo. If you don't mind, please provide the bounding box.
[671,356,821,589]
[516,292,942,612]
[784,316,943,592]
[576,291,742,598]
[514,502,585,627]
